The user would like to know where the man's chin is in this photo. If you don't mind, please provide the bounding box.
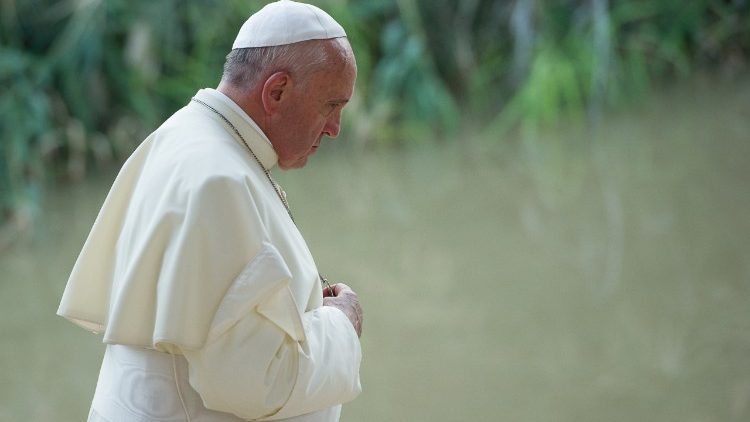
[278,157,308,170]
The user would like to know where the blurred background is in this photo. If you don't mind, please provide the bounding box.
[1,0,749,420]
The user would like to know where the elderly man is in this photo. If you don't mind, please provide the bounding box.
[57,1,363,421]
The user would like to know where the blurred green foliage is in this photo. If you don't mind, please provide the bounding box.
[0,0,748,229]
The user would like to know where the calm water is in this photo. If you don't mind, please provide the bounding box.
[1,78,749,421]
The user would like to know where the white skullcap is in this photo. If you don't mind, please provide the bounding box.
[232,0,347,49]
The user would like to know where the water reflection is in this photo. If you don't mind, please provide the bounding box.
[1,80,749,421]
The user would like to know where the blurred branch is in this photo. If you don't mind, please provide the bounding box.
[510,0,535,86]
[589,0,612,126]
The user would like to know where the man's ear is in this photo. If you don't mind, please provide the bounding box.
[261,71,292,114]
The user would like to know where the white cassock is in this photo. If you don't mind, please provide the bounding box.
[57,88,362,421]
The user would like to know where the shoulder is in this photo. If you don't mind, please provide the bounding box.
[157,106,244,162]
[142,108,263,192]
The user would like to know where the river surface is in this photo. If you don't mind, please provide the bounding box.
[1,78,749,421]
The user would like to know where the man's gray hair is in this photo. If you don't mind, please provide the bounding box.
[221,40,334,90]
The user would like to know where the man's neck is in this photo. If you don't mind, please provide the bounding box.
[216,82,266,132]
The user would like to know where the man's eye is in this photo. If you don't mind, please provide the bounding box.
[323,103,337,115]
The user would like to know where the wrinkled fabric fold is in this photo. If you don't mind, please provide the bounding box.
[183,253,361,420]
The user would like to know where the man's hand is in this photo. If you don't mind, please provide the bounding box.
[323,283,363,337]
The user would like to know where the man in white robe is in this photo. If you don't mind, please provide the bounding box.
[56,1,363,421]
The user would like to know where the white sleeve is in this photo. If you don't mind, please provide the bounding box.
[181,242,362,421]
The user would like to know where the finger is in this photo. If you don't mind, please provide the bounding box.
[355,312,363,337]
[332,283,352,296]
[322,284,335,298]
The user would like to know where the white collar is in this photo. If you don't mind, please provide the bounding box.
[202,88,273,146]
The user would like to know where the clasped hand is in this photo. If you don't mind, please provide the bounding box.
[322,283,363,337]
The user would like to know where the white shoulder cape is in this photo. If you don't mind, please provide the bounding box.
[57,89,323,352]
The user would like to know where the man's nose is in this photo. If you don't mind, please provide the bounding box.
[323,112,342,138]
